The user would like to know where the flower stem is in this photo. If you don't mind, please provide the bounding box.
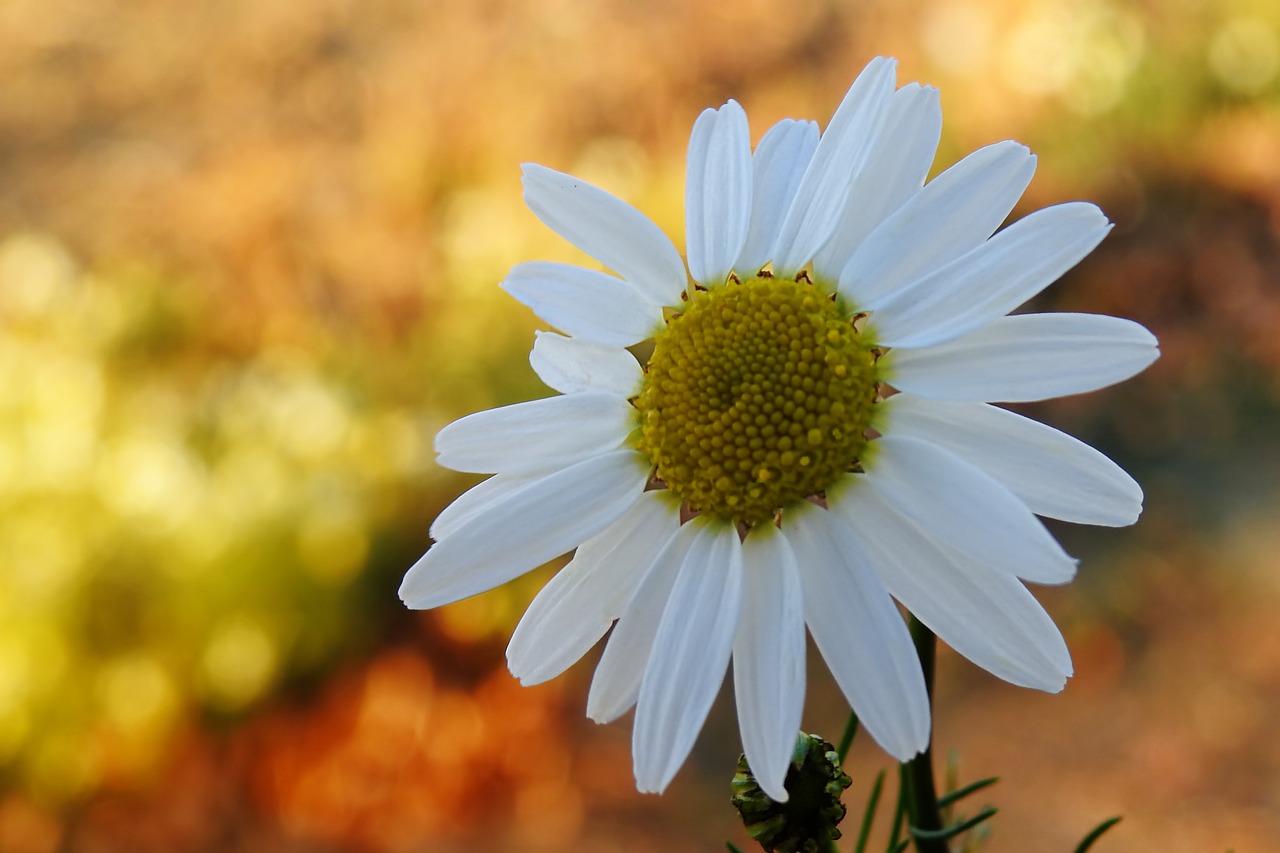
[901,615,947,853]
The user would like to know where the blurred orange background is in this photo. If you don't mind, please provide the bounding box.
[1,0,1279,850]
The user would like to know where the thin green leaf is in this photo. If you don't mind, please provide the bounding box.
[910,806,998,841]
[837,711,860,764]
[854,769,886,853]
[886,773,907,852]
[1073,816,1122,853]
[889,840,911,853]
[726,843,744,853]
[937,776,1000,808]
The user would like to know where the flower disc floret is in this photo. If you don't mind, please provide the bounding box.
[634,275,879,527]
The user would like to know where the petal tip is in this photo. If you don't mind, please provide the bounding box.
[520,162,550,186]
[866,55,899,74]
[759,779,790,803]
[397,563,430,609]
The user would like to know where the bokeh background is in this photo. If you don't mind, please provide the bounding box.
[1,0,1279,850]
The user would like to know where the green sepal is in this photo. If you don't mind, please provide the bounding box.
[731,732,853,853]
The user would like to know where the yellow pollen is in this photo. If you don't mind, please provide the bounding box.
[633,275,879,527]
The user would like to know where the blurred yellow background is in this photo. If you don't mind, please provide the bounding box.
[1,0,1278,850]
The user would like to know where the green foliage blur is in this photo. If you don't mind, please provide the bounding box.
[0,231,402,796]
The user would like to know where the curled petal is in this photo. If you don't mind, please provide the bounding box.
[502,261,663,346]
[736,119,819,275]
[772,57,897,277]
[522,164,687,306]
[529,331,643,397]
[686,100,753,286]
[815,83,942,276]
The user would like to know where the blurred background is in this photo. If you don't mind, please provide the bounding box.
[1,0,1278,850]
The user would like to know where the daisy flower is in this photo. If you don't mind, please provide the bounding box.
[400,57,1158,800]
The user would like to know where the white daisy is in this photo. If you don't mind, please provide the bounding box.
[400,57,1159,801]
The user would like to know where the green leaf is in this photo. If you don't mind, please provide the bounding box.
[937,776,1000,809]
[726,842,745,853]
[854,769,886,853]
[1073,816,1122,853]
[910,806,998,841]
[837,711,860,764]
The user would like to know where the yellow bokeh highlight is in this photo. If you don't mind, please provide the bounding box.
[435,584,529,645]
[201,619,279,711]
[0,510,85,602]
[96,655,178,735]
[1000,2,1145,114]
[0,232,76,320]
[348,410,429,482]
[1209,17,1279,93]
[921,2,995,77]
[209,442,289,527]
[96,433,206,527]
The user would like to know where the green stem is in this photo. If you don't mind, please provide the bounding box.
[901,616,947,853]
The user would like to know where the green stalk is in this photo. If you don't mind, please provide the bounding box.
[901,616,947,853]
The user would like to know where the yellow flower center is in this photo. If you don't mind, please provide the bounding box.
[634,274,880,528]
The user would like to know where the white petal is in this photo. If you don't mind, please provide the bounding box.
[634,524,743,793]
[430,472,539,540]
[522,164,687,306]
[864,435,1078,584]
[399,450,648,609]
[736,119,819,275]
[840,140,1036,306]
[686,100,753,286]
[733,527,806,802]
[885,312,1160,403]
[434,391,632,474]
[882,395,1144,526]
[871,202,1113,349]
[507,491,681,685]
[772,57,897,277]
[787,507,930,761]
[529,331,643,397]
[813,83,942,277]
[587,521,699,724]
[829,483,1072,691]
[501,261,663,346]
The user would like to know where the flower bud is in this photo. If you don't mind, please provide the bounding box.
[730,732,852,852]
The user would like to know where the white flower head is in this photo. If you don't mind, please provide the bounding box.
[400,57,1159,801]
